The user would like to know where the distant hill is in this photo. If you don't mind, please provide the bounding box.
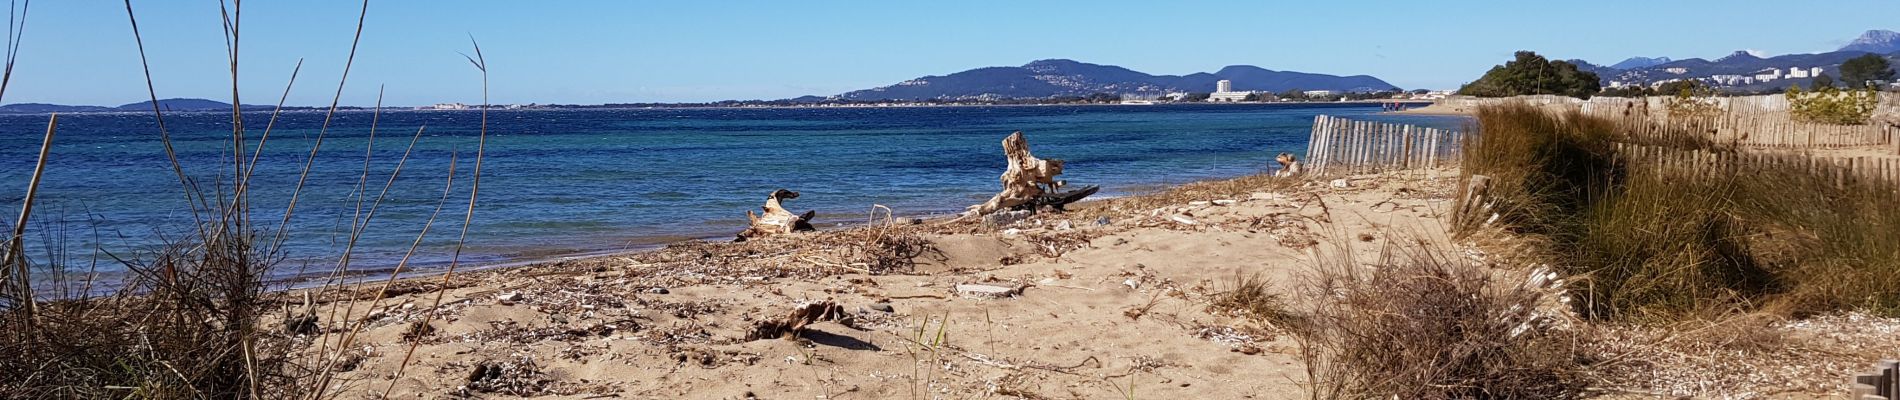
[0,98,275,114]
[0,103,112,113]
[835,59,1398,101]
[1610,56,1672,70]
[116,98,270,112]
[1592,48,1898,90]
[1580,28,1900,90]
[1839,29,1900,54]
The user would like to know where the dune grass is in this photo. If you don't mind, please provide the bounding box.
[1461,102,1900,321]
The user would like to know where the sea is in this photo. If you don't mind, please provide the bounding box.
[0,103,1466,283]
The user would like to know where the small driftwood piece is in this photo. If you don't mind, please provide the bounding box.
[1273,152,1304,177]
[746,300,854,340]
[967,131,1095,216]
[736,189,816,242]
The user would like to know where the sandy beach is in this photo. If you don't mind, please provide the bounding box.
[274,168,1900,399]
[281,171,1455,398]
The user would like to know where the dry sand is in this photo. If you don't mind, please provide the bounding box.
[286,171,1455,399]
[282,169,1900,399]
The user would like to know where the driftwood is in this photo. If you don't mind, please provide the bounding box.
[745,300,854,340]
[966,131,1096,215]
[736,189,816,242]
[1273,152,1304,177]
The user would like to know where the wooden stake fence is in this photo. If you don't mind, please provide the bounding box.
[1852,360,1899,400]
[1305,115,1464,175]
[1611,142,1900,186]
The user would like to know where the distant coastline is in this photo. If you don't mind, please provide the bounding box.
[0,98,1435,115]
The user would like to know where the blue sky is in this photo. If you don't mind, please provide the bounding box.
[6,1,1897,106]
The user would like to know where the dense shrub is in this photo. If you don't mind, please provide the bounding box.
[1787,84,1880,125]
[1457,51,1601,99]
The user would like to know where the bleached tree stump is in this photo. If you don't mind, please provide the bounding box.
[736,189,816,242]
[965,131,1069,216]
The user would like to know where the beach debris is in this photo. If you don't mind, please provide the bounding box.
[1213,199,1238,206]
[955,283,1024,299]
[646,287,670,295]
[281,291,319,335]
[735,189,817,242]
[1189,200,1211,206]
[1123,279,1140,290]
[965,131,1097,216]
[1095,216,1113,226]
[463,357,553,396]
[983,209,1032,228]
[1330,178,1352,188]
[1054,220,1073,231]
[498,292,525,305]
[1250,192,1284,201]
[1170,215,1199,225]
[1273,152,1304,177]
[746,300,855,340]
[868,303,895,313]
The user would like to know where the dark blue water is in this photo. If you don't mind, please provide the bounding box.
[0,104,1464,280]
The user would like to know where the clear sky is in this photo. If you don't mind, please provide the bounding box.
[6,1,1898,106]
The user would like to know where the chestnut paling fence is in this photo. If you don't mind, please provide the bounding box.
[1302,115,1465,175]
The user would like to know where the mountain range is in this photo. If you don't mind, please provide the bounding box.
[1840,29,1900,54]
[1609,57,1672,70]
[0,98,272,114]
[831,59,1397,101]
[1571,29,1900,89]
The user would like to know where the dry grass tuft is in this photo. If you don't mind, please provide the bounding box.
[1295,240,1591,400]
[1206,272,1299,330]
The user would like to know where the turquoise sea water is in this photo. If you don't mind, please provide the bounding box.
[0,104,1464,281]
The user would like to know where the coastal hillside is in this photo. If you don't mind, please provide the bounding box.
[835,59,1397,101]
[1579,29,1900,90]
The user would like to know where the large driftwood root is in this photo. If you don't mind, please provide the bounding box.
[736,189,816,242]
[966,131,1094,216]
[746,300,854,340]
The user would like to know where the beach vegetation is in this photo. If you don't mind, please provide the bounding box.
[1663,80,1721,118]
[1461,103,1900,321]
[1294,238,1591,400]
[1786,83,1880,124]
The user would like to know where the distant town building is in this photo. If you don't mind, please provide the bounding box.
[1709,74,1753,86]
[418,102,470,110]
[1664,67,1689,74]
[1787,66,1822,79]
[1754,68,1783,82]
[1302,90,1339,97]
[1207,79,1255,102]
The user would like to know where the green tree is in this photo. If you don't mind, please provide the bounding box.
[1811,73,1835,89]
[1839,54,1895,88]
[1456,51,1602,99]
[1278,88,1306,101]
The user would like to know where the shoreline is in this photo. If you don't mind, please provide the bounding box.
[270,191,1142,292]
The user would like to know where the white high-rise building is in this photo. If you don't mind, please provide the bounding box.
[1216,80,1233,93]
